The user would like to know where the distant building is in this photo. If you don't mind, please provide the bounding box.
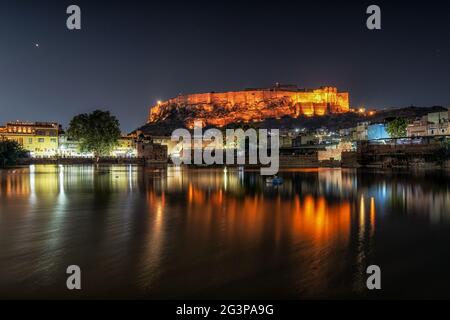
[58,135,137,158]
[131,130,179,156]
[427,111,449,136]
[110,137,137,158]
[428,111,449,125]
[0,121,60,157]
[339,127,355,140]
[136,138,168,163]
[292,133,318,147]
[318,142,354,161]
[353,122,369,141]
[148,85,350,128]
[407,116,428,137]
[406,109,450,137]
[58,135,93,157]
[280,135,293,148]
[367,123,390,140]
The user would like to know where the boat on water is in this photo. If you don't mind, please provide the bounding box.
[266,175,284,186]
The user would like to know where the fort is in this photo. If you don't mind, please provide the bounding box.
[147,84,350,128]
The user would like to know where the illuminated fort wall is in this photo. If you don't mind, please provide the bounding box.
[148,86,350,127]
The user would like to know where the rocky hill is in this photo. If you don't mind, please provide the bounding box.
[134,106,448,136]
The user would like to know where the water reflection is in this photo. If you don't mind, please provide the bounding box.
[1,166,450,298]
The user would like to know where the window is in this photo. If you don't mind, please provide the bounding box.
[28,138,33,144]
[38,138,44,143]
[50,138,57,143]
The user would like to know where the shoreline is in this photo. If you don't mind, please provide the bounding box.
[2,162,450,172]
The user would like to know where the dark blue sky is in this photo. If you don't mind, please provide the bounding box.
[1,0,450,132]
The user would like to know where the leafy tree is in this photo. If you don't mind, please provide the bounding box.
[67,110,121,159]
[386,117,408,138]
[0,140,27,167]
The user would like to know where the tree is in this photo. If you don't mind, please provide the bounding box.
[0,140,27,167]
[67,110,121,159]
[386,117,408,138]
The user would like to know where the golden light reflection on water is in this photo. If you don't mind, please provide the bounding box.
[143,168,356,295]
[2,165,450,298]
[292,195,351,245]
[370,197,376,237]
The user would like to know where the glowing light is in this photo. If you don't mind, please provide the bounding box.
[370,197,376,236]
[149,86,350,126]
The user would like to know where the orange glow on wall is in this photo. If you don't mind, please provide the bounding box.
[148,86,350,127]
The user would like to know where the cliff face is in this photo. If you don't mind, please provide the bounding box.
[148,86,350,128]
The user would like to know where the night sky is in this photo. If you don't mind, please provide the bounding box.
[1,0,450,132]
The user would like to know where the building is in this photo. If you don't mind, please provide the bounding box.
[353,122,369,141]
[367,123,390,140]
[110,137,137,158]
[136,138,168,163]
[58,135,137,158]
[318,142,354,161]
[148,84,350,128]
[57,135,94,157]
[0,121,60,157]
[130,129,180,156]
[427,111,449,136]
[428,111,449,125]
[292,133,318,147]
[356,138,448,168]
[1,121,138,158]
[280,135,293,148]
[406,109,450,137]
[339,127,355,140]
[407,116,428,137]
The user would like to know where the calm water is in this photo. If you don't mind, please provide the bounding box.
[0,165,450,299]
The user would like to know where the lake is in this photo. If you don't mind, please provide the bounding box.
[1,165,449,299]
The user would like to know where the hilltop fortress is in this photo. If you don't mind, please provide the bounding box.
[148,84,350,128]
